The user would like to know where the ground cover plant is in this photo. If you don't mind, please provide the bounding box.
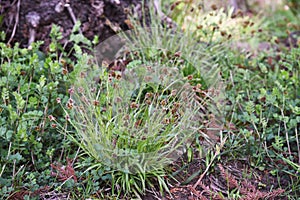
[164,0,300,199]
[0,0,299,199]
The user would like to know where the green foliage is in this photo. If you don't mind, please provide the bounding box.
[223,45,300,178]
[262,5,300,39]
[1,1,300,198]
[285,0,300,16]
[0,26,81,198]
[123,15,226,92]
[60,47,203,197]
[59,7,229,197]
[165,1,261,44]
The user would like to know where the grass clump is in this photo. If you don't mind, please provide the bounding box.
[62,34,217,197]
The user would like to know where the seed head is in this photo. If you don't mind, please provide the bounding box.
[145,99,151,105]
[145,92,153,99]
[144,76,152,82]
[48,115,56,121]
[115,96,122,103]
[68,88,74,95]
[160,99,167,106]
[77,87,84,94]
[171,89,177,96]
[130,102,139,109]
[62,68,68,75]
[93,100,100,106]
[56,97,61,104]
[67,98,74,109]
[163,118,170,124]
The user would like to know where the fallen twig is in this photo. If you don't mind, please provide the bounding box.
[7,0,20,45]
[65,1,82,34]
[192,135,227,189]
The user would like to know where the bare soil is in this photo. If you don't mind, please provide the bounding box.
[0,0,145,51]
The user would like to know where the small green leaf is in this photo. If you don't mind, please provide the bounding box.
[6,130,13,141]
[9,153,23,162]
[72,21,81,33]
[0,126,7,137]
[12,91,25,110]
[187,147,193,163]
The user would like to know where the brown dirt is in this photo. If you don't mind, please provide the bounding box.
[163,155,289,199]
[0,0,146,51]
